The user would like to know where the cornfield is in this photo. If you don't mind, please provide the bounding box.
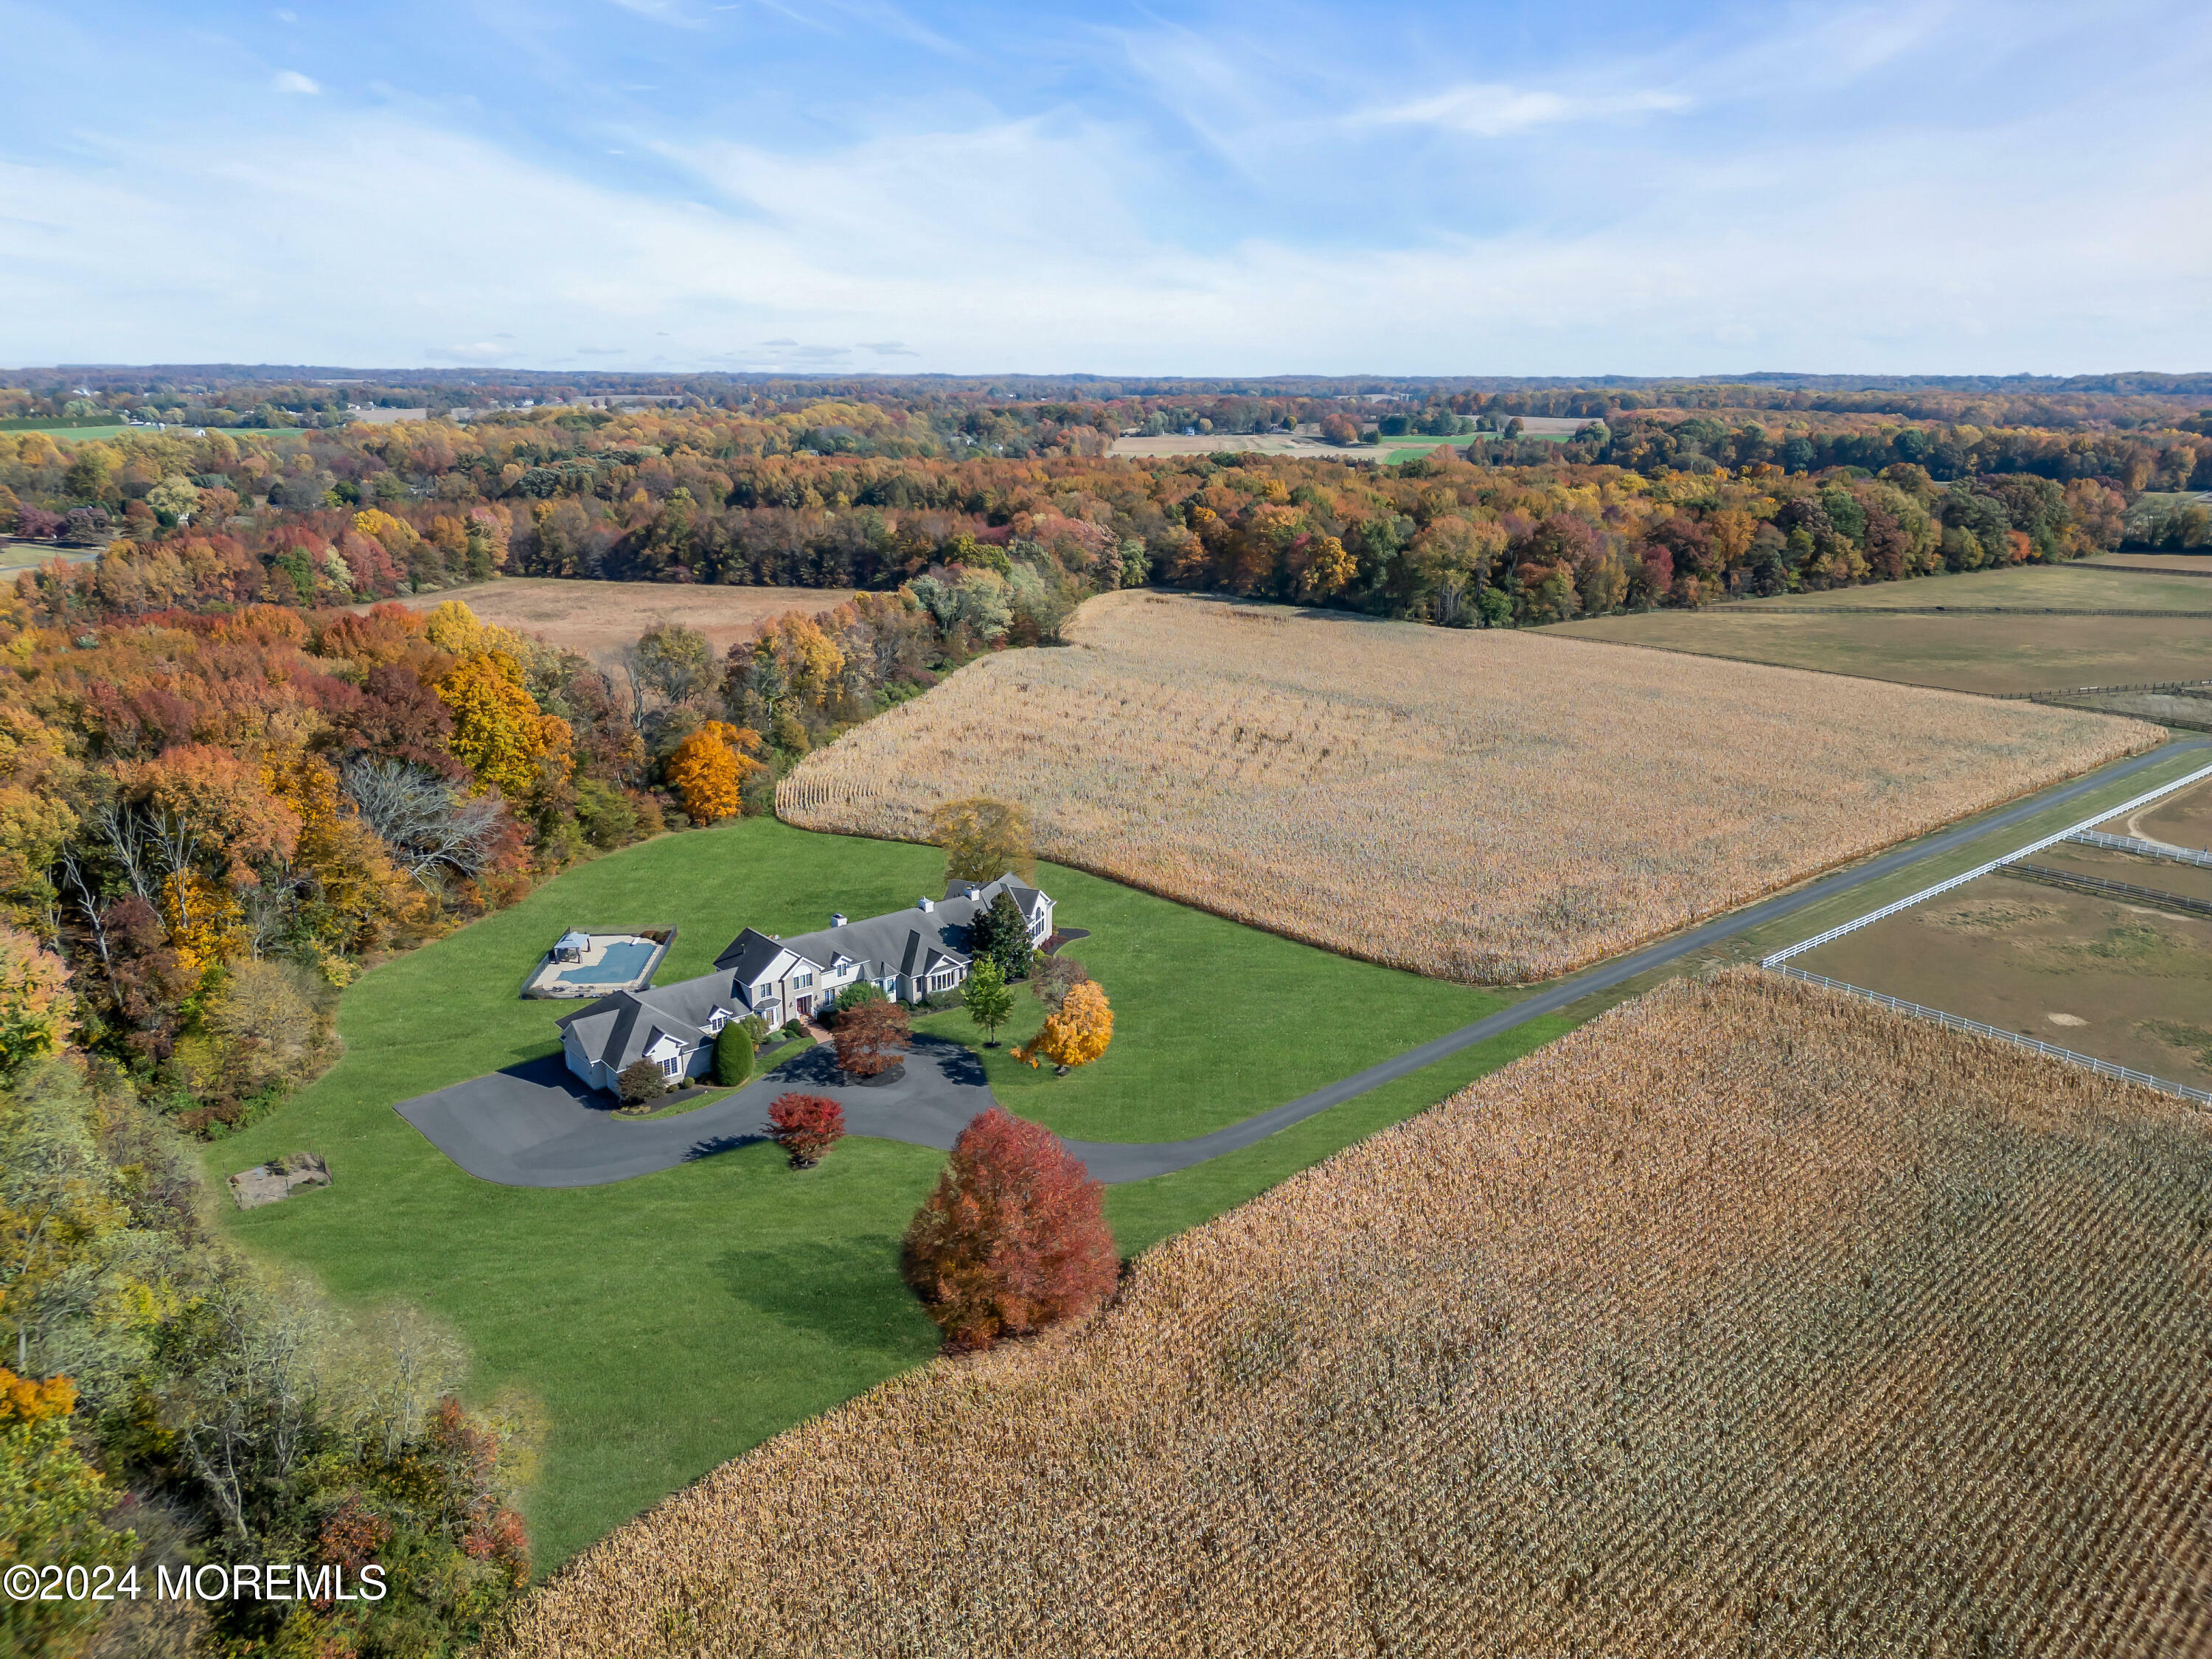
[487,970,2212,1658]
[778,593,2158,981]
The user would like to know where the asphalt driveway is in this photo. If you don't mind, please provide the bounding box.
[395,1035,1000,1189]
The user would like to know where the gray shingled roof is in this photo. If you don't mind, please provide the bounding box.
[555,971,740,1073]
[712,874,1048,988]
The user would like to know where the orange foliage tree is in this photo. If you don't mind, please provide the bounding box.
[900,1106,1119,1350]
[663,721,763,823]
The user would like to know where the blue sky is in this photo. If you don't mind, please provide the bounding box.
[2,1,2208,375]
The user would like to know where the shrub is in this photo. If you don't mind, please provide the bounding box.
[900,1107,1119,1350]
[766,1093,846,1168]
[1029,953,1089,1014]
[833,1000,910,1078]
[740,1014,771,1044]
[832,981,887,1021]
[616,1059,665,1105]
[712,1021,753,1087]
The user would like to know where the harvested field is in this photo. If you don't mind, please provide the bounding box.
[779,591,2155,981]
[1555,606,2212,695]
[489,971,2212,1659]
[1797,858,2212,1093]
[361,577,855,667]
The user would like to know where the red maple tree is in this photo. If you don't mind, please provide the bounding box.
[901,1107,1119,1349]
[767,1093,846,1167]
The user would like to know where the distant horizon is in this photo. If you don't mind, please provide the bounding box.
[5,1,2208,374]
[5,366,2210,392]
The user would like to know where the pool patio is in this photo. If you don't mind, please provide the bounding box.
[521,929,675,1000]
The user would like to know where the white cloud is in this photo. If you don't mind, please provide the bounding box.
[425,341,512,364]
[1355,82,1691,138]
[273,69,321,94]
[860,340,917,355]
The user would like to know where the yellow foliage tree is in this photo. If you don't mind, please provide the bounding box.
[422,599,484,655]
[352,507,414,551]
[664,722,765,824]
[435,651,572,801]
[1030,980,1112,1071]
[0,925,73,1077]
[765,614,847,706]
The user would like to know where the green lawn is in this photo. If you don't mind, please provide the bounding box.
[207,817,1559,1565]
[915,864,1506,1143]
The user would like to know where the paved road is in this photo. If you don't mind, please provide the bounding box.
[398,740,2206,1188]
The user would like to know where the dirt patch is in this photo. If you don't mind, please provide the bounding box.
[1799,877,2212,1091]
[361,578,857,667]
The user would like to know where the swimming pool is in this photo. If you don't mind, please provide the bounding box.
[556,939,658,985]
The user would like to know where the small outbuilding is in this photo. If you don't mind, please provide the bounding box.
[552,929,591,965]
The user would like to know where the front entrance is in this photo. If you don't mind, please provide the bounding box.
[796,995,815,1016]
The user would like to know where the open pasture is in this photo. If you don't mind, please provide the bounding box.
[1796,850,2212,1092]
[2101,770,2212,848]
[364,576,855,667]
[488,970,2212,1659]
[1556,605,2212,695]
[1719,560,2212,611]
[779,591,2154,982]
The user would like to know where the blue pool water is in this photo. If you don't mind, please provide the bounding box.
[555,939,657,984]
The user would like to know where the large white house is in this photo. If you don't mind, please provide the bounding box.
[556,874,1054,1093]
[713,873,1054,1027]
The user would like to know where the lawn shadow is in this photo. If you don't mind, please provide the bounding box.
[719,1236,936,1353]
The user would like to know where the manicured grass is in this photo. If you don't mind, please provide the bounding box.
[912,863,1509,1143]
[1102,1014,1578,1255]
[206,815,1554,1565]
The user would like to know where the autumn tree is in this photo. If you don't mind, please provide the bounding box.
[1022,979,1112,1073]
[1029,951,1090,1014]
[0,928,73,1081]
[931,796,1034,885]
[0,1370,136,1659]
[663,720,764,824]
[900,1107,1119,1350]
[435,651,573,802]
[833,998,910,1078]
[766,1093,845,1168]
[959,956,1014,1046]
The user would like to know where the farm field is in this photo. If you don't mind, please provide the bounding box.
[1555,605,2212,694]
[361,576,855,667]
[2101,770,2212,846]
[1795,854,2212,1092]
[209,815,1528,1562]
[779,590,2154,982]
[1714,560,2212,611]
[487,970,2212,1659]
[2091,551,2212,575]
